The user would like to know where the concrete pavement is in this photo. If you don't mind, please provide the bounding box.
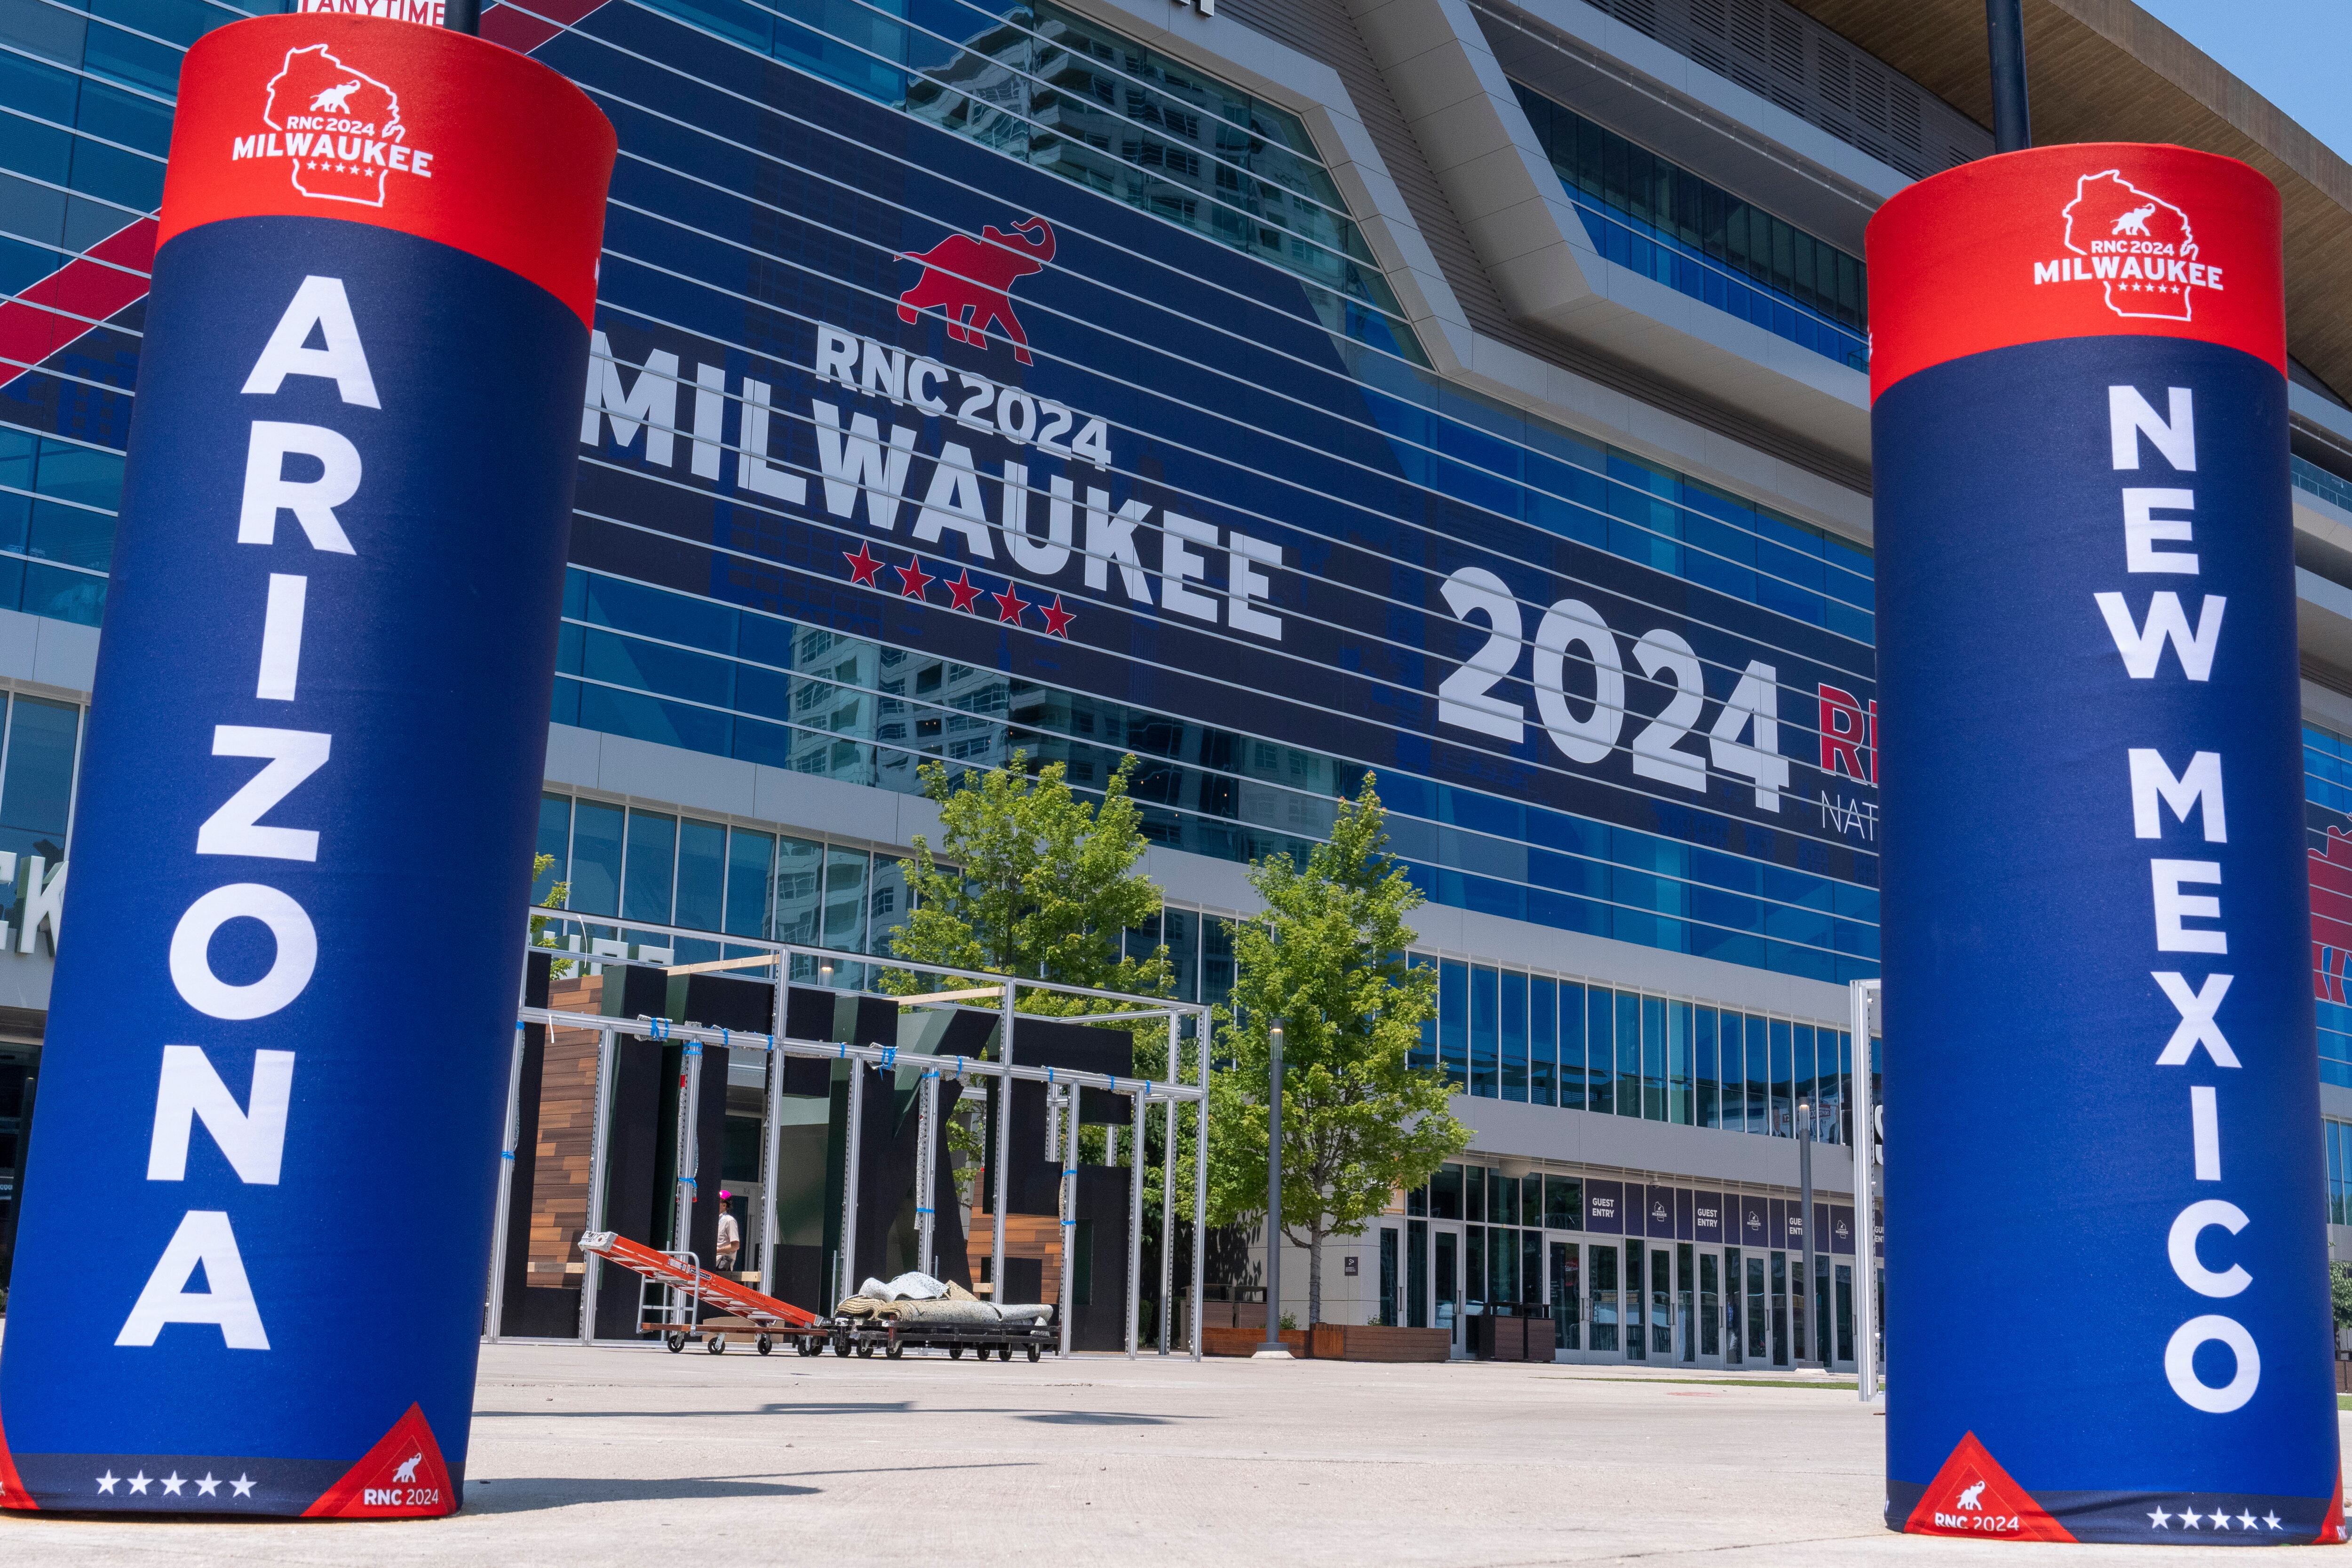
[0,1343,2332,1564]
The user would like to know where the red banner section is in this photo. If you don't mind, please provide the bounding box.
[157,13,613,326]
[302,1403,453,1518]
[1867,143,2286,402]
[1902,1432,2077,1543]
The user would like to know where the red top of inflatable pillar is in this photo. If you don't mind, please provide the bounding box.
[1866,142,2285,402]
[158,14,615,327]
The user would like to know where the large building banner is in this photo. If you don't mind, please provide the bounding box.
[0,15,612,1516]
[1871,144,2342,1542]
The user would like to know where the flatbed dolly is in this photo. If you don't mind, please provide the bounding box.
[826,1307,1060,1361]
[579,1230,825,1355]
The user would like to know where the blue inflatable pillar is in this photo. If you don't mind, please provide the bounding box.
[0,14,612,1517]
[1871,145,2342,1541]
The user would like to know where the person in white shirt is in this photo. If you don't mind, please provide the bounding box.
[715,1191,741,1274]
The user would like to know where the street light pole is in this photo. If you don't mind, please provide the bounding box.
[1797,1098,1816,1367]
[1255,1020,1288,1358]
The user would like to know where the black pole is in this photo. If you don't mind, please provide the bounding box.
[444,0,482,35]
[1986,0,2030,153]
[1259,1021,1285,1354]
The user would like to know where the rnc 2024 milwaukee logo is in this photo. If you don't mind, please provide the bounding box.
[225,44,437,207]
[2028,169,2225,323]
[896,215,1055,364]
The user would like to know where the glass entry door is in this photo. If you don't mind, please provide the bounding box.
[1434,1225,1461,1352]
[1589,1241,1620,1354]
[1697,1249,1723,1364]
[1549,1239,1579,1355]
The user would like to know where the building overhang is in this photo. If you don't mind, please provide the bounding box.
[1786,0,2352,406]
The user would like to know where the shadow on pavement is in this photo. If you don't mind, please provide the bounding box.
[462,1475,819,1512]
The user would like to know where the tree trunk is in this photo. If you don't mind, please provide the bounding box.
[1306,1223,1323,1326]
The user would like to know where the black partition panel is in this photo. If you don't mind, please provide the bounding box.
[594,1035,666,1340]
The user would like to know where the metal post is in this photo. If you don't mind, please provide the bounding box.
[442,0,481,35]
[1159,1017,1176,1355]
[917,1067,939,1278]
[580,1027,615,1343]
[842,1056,865,1304]
[759,963,787,1302]
[671,1038,703,1329]
[1851,978,1881,1402]
[1985,0,2030,152]
[1057,1085,1077,1358]
[1126,1090,1144,1359]
[992,986,1014,1307]
[1192,1006,1208,1363]
[1797,1098,1815,1367]
[1257,1021,1286,1355]
[485,1019,529,1342]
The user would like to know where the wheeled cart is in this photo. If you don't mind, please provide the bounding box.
[825,1309,1060,1361]
[579,1230,826,1355]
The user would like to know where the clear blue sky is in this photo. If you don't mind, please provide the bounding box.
[2135,0,2352,164]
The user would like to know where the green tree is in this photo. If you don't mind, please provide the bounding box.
[2333,1263,2352,1335]
[886,752,1175,1199]
[888,751,1171,1009]
[1205,778,1467,1325]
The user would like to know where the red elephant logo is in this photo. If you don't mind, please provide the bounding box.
[896,215,1056,364]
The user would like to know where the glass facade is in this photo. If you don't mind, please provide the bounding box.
[1414,954,1845,1139]
[532,787,1230,1004]
[1512,81,1869,373]
[634,0,1419,359]
[1398,1160,1856,1365]
[3,0,1886,986]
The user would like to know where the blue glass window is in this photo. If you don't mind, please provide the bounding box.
[1529,975,1556,1107]
[675,819,726,935]
[1409,954,1438,1073]
[1470,965,1500,1098]
[822,845,868,968]
[1440,960,1469,1089]
[1770,1019,1794,1138]
[533,795,571,905]
[1589,986,1615,1115]
[1500,969,1527,1102]
[724,828,775,939]
[1744,1016,1769,1134]
[1558,981,1586,1112]
[568,801,624,919]
[1669,1001,1692,1125]
[1615,991,1641,1119]
[772,836,822,947]
[1695,1007,1719,1129]
[622,811,677,926]
[1642,995,1667,1121]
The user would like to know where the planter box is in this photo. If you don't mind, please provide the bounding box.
[1203,1326,1308,1357]
[1330,1324,1449,1362]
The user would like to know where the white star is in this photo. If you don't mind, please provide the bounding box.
[230,1474,255,1499]
[2239,1512,2258,1529]
[196,1474,219,1497]
[2212,1510,2232,1530]
[160,1472,184,1496]
[2147,1507,2171,1528]
[2265,1513,2284,1531]
[95,1472,119,1495]
[127,1472,150,1495]
[2182,1509,2201,1529]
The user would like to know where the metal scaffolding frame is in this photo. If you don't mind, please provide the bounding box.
[490,920,1213,1360]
